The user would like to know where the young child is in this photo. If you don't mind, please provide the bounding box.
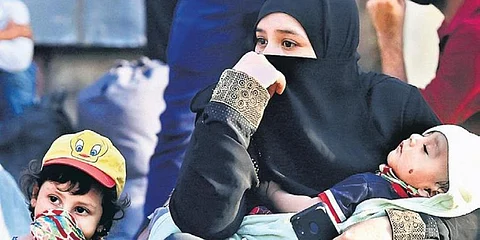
[15,130,130,240]
[260,124,479,228]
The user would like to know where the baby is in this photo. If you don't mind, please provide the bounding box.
[261,125,477,226]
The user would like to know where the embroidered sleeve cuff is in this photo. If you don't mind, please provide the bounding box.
[210,69,270,128]
[204,102,256,138]
[385,209,426,240]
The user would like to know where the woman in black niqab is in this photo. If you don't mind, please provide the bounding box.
[252,0,437,196]
[169,0,439,238]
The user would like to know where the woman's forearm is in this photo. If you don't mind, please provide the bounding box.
[169,70,270,239]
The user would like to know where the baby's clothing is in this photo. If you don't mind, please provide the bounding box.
[319,164,418,224]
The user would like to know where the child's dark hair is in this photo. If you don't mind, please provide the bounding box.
[20,159,130,239]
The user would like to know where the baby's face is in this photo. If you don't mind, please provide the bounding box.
[387,132,448,196]
[31,181,103,239]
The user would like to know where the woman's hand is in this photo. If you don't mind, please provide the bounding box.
[233,51,286,97]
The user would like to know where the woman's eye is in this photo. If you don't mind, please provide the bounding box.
[75,207,89,215]
[48,195,59,204]
[423,145,429,155]
[256,37,267,46]
[282,40,297,49]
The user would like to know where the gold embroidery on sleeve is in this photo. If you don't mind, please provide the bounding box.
[211,69,270,128]
[386,209,426,240]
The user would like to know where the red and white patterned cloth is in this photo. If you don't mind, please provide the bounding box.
[30,209,86,240]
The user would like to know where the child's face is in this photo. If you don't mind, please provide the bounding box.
[387,132,448,196]
[31,180,103,239]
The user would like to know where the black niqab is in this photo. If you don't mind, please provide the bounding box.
[249,0,428,195]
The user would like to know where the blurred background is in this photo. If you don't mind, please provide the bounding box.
[24,0,146,126]
[19,0,442,124]
[23,0,443,127]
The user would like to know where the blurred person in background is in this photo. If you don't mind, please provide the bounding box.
[143,0,400,220]
[78,1,176,239]
[0,0,36,122]
[0,163,30,238]
[139,1,263,237]
[144,0,264,217]
[367,0,480,134]
[0,0,39,182]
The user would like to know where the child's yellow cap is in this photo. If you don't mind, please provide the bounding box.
[42,130,126,199]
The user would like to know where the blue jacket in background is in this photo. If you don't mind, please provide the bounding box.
[145,0,265,216]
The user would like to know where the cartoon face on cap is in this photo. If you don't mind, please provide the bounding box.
[70,131,109,163]
[42,130,126,199]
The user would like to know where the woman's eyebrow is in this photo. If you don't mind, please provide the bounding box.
[256,27,303,37]
[256,28,266,33]
[274,29,302,36]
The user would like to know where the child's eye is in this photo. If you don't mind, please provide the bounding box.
[75,206,90,215]
[48,195,60,204]
[423,145,429,155]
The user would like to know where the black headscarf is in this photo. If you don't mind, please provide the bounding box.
[248,0,438,195]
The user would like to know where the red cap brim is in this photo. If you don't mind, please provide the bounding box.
[44,158,116,188]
